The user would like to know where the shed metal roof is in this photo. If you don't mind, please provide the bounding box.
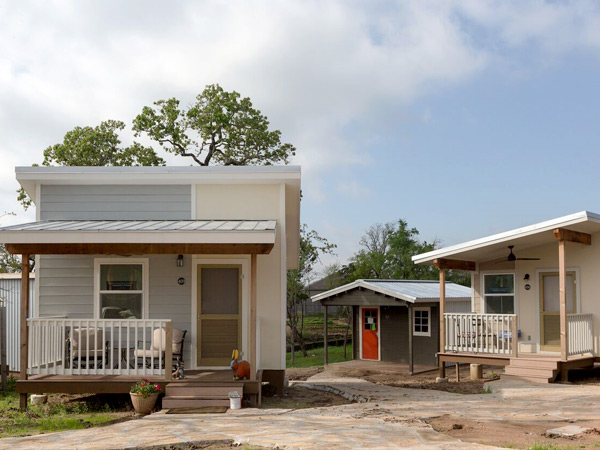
[311,279,471,303]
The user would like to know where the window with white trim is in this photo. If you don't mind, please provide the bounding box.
[97,262,145,319]
[483,273,515,314]
[413,307,431,337]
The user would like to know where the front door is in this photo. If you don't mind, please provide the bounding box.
[197,265,242,366]
[539,272,576,352]
[361,307,379,360]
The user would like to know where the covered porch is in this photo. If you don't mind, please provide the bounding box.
[413,214,600,383]
[0,219,274,409]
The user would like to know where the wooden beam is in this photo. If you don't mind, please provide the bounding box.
[433,259,476,271]
[559,239,568,361]
[19,254,29,411]
[5,243,274,255]
[439,269,446,379]
[553,228,591,245]
[324,306,329,366]
[250,254,257,380]
[164,321,173,382]
[408,305,413,375]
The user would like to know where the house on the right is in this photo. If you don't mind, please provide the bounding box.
[412,211,600,383]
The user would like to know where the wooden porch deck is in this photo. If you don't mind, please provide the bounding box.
[17,369,261,396]
[439,352,598,383]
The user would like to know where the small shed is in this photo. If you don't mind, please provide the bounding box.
[0,273,35,371]
[311,279,471,370]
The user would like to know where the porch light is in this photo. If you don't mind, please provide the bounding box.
[177,254,184,267]
[523,273,530,281]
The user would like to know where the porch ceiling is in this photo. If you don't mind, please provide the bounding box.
[0,220,276,255]
[413,211,600,266]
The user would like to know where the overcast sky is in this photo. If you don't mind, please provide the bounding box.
[1,0,600,274]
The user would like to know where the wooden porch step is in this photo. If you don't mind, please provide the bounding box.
[162,397,231,409]
[501,373,554,384]
[165,385,240,396]
[508,358,560,370]
[504,366,557,379]
[163,382,244,409]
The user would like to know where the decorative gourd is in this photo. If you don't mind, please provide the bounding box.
[230,349,251,380]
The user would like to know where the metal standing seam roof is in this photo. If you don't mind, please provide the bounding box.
[0,220,277,232]
[311,279,471,303]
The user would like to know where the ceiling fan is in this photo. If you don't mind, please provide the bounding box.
[504,245,540,262]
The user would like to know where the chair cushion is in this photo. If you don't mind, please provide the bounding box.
[152,328,186,353]
[134,348,161,358]
[71,328,104,351]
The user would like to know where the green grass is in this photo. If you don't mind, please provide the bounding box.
[0,376,131,438]
[287,344,351,368]
[527,444,578,450]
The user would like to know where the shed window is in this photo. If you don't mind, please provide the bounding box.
[483,274,515,314]
[98,263,145,319]
[413,307,431,337]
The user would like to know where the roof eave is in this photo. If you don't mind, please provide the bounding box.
[412,211,600,265]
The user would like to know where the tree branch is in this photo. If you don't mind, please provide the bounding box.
[159,138,204,165]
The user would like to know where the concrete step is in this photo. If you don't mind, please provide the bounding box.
[504,366,557,378]
[162,397,231,409]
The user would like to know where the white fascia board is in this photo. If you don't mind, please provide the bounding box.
[311,280,417,303]
[412,211,600,265]
[413,296,471,303]
[0,230,275,244]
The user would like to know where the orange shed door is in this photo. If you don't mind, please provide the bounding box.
[361,308,379,360]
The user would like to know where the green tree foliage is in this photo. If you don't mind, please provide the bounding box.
[133,84,296,166]
[287,225,336,359]
[350,219,470,286]
[18,120,165,210]
[0,212,30,273]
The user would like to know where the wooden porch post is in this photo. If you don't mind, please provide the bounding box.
[438,268,446,378]
[408,304,413,375]
[19,254,30,411]
[558,239,568,362]
[164,321,173,382]
[250,254,257,380]
[324,305,329,365]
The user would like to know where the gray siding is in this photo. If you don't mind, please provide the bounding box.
[321,290,404,307]
[0,277,35,371]
[148,254,192,364]
[445,299,472,313]
[40,185,191,220]
[38,255,94,318]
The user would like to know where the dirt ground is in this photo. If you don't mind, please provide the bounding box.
[288,363,600,449]
[287,364,499,394]
[261,385,351,409]
[429,415,600,449]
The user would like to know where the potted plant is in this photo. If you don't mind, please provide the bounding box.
[130,379,163,414]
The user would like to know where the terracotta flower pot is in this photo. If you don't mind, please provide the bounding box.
[130,392,159,415]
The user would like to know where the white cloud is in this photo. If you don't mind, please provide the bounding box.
[0,0,599,218]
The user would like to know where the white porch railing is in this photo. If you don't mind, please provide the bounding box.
[567,313,594,357]
[444,313,518,356]
[27,318,172,376]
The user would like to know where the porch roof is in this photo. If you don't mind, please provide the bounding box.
[412,210,600,266]
[311,279,471,304]
[0,220,276,255]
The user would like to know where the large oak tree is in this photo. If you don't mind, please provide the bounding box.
[133,84,296,166]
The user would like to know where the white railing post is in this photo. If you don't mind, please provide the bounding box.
[443,313,518,356]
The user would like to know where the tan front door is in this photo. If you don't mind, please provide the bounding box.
[539,271,576,352]
[197,265,242,366]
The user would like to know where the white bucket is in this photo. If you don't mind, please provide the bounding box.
[228,391,242,410]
